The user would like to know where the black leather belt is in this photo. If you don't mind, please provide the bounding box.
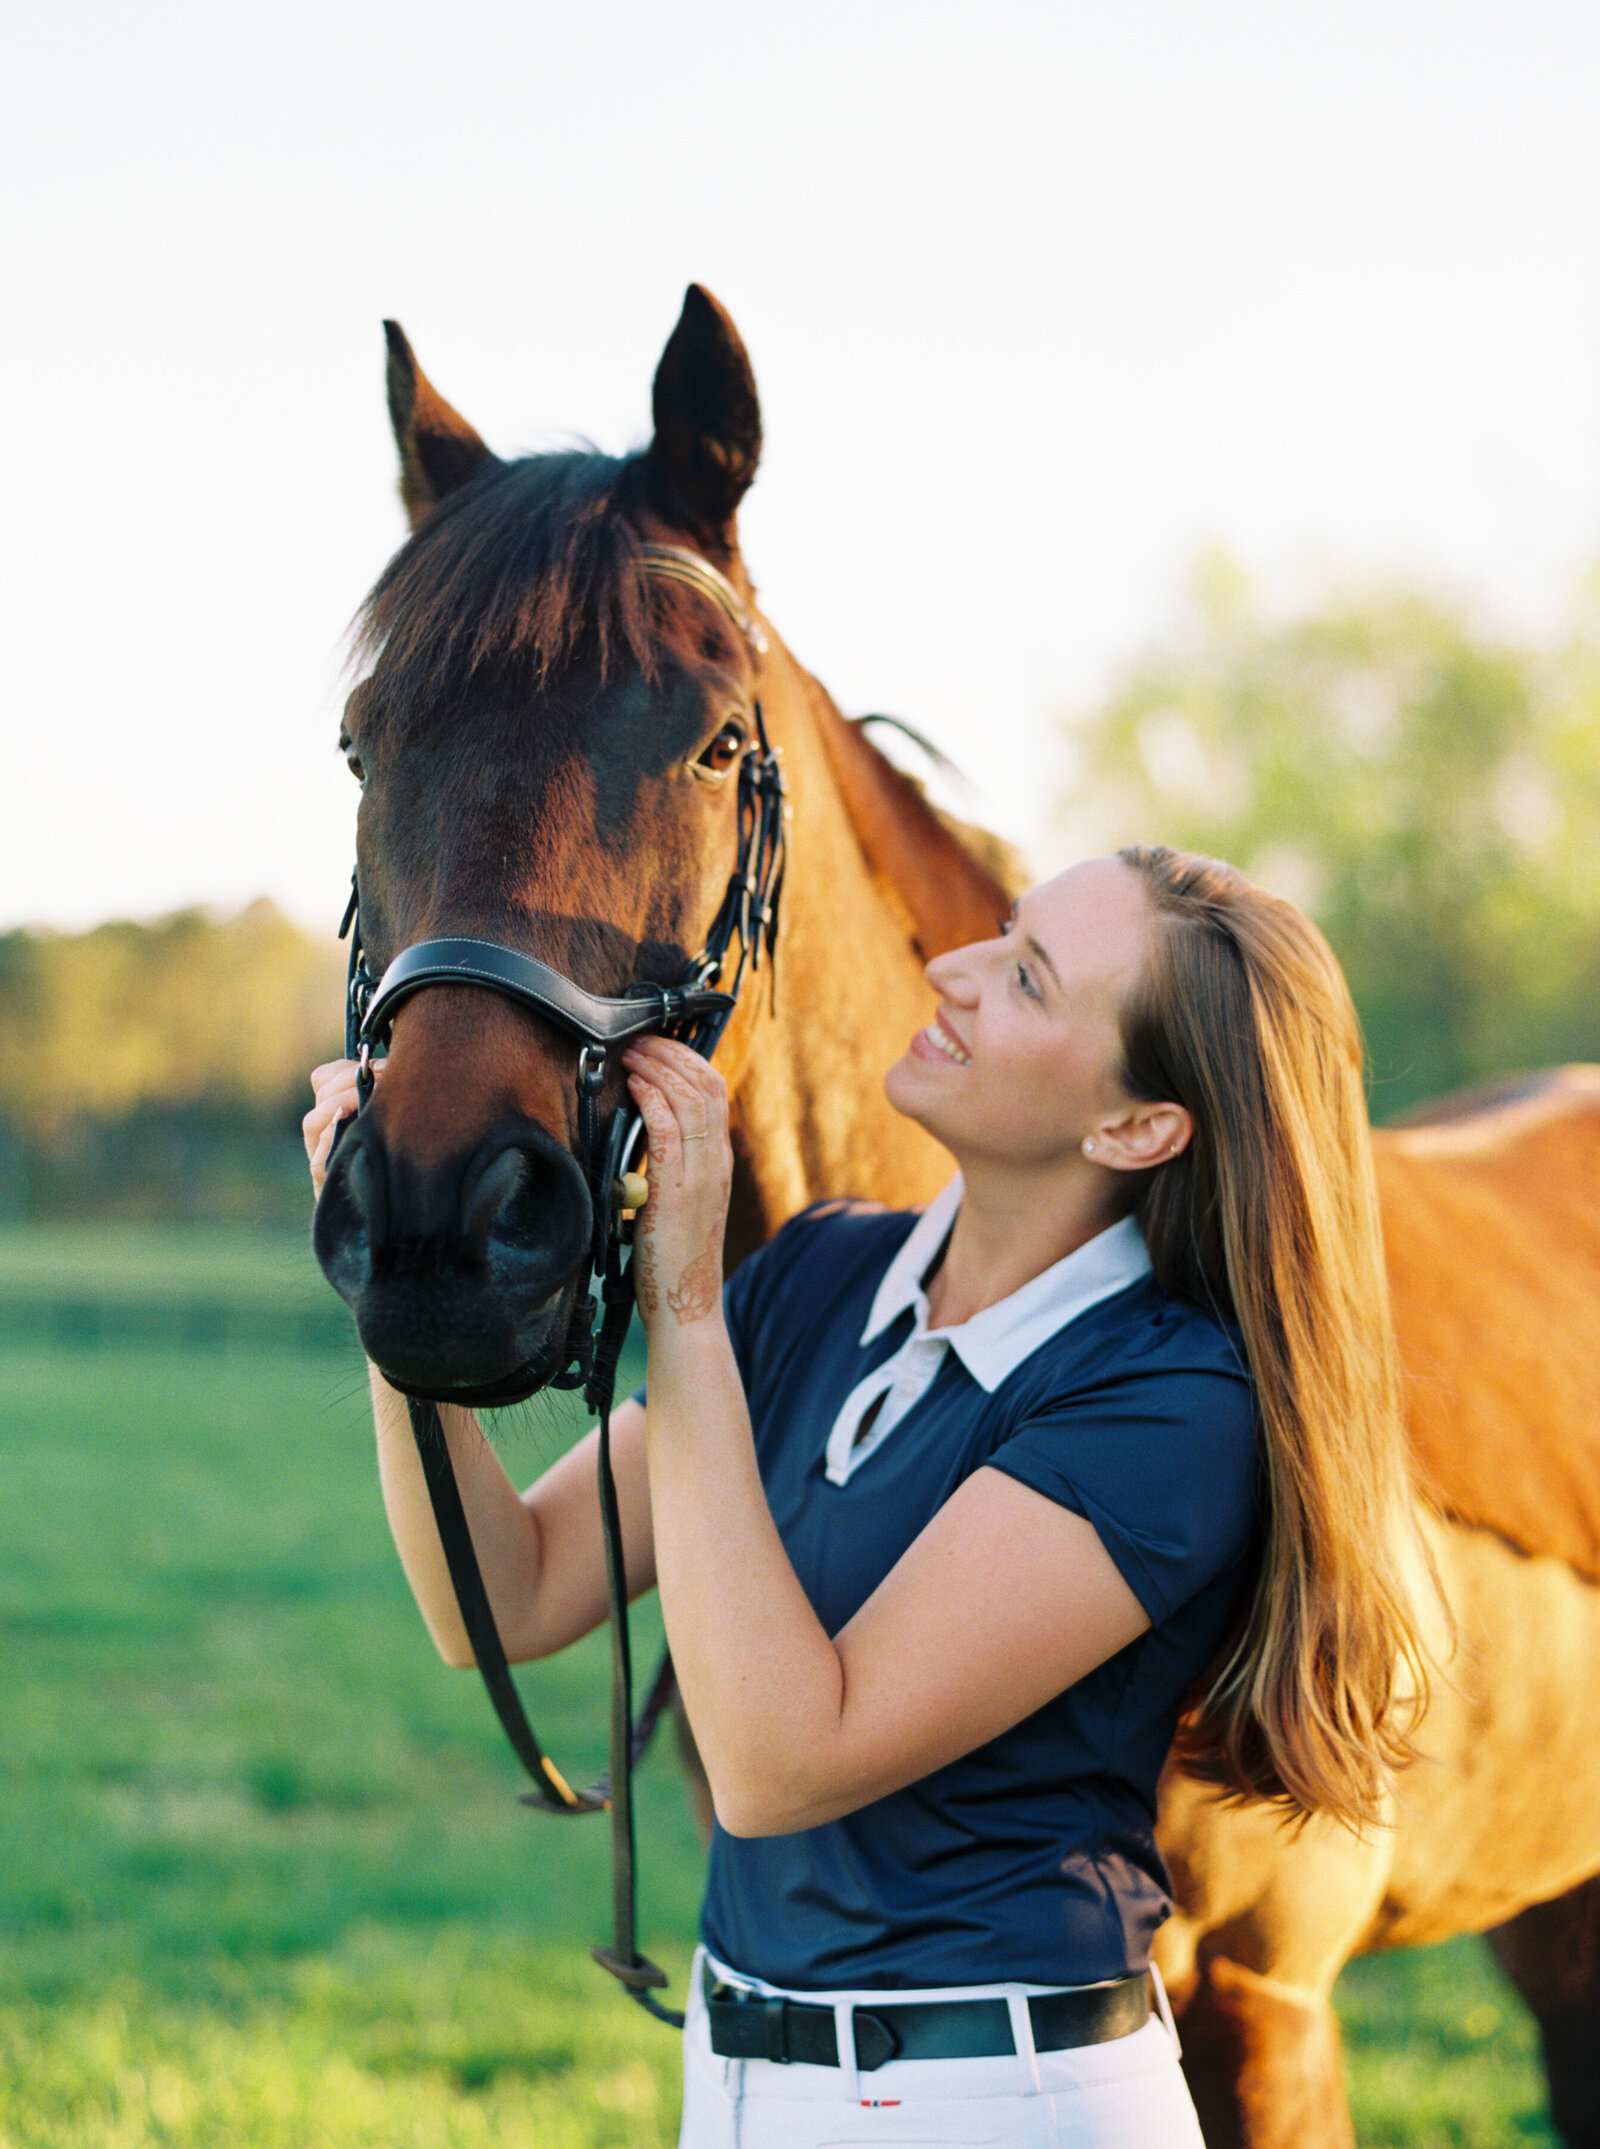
[703,1964,1149,2071]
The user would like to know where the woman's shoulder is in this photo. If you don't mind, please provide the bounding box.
[725,1198,920,1330]
[734,1194,919,1272]
[1131,1278,1254,1389]
[1009,1270,1252,1400]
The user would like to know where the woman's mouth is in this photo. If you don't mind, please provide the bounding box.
[915,1013,971,1066]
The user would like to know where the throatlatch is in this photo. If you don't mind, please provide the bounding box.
[333,545,785,2026]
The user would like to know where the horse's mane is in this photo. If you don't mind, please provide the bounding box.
[354,452,661,729]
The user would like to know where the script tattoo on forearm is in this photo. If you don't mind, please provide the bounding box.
[633,1257,659,1319]
[666,1233,721,1326]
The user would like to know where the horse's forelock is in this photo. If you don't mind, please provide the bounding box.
[352,452,664,731]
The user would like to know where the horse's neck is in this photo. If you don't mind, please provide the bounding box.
[723,641,1018,1259]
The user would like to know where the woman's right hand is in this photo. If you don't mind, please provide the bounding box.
[303,1058,382,1199]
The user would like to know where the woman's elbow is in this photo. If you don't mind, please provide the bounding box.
[436,1615,555,1673]
[710,1761,847,1839]
[712,1784,794,1839]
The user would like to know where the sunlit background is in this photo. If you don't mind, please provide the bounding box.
[4,0,1599,927]
[3,9,1599,2145]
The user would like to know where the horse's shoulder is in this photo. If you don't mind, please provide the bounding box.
[1374,1065,1600,1584]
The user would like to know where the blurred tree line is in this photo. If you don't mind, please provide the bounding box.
[0,901,343,1222]
[6,563,1597,1221]
[1058,553,1600,1119]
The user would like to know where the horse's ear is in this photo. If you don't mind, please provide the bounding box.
[647,285,762,541]
[383,319,498,531]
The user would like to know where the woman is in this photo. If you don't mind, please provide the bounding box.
[305,846,1425,2147]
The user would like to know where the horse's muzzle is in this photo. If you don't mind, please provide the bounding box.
[313,1110,594,1402]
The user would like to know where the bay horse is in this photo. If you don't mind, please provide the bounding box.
[313,285,1600,2149]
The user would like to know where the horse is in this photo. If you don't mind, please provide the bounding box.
[313,285,1600,2149]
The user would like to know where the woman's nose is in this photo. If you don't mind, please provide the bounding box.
[925,943,980,999]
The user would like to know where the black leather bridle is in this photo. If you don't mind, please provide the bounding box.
[333,544,786,2024]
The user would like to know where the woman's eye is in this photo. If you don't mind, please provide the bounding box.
[1014,961,1038,999]
[696,721,745,777]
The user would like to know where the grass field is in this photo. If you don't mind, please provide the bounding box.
[0,1225,1561,2146]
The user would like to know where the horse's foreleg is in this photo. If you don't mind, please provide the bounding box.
[1153,1771,1394,2149]
[1176,1957,1354,2149]
[1487,1873,1600,2149]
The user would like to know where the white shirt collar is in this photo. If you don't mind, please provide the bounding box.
[860,1175,1153,1393]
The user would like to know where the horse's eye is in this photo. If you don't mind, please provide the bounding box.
[696,721,745,778]
[339,732,366,784]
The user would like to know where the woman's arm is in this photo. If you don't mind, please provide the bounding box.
[368,1371,655,1668]
[305,1059,655,1669]
[622,1037,1151,1840]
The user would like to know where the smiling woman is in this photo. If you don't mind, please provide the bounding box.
[312,838,1424,2147]
[614,848,1425,2149]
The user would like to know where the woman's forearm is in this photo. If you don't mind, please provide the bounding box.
[644,1317,848,1836]
[369,1364,543,1670]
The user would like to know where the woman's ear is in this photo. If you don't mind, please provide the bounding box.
[1086,1101,1194,1173]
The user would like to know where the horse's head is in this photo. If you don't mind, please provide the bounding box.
[314,286,775,1403]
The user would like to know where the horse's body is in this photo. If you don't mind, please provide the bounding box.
[317,288,1600,2147]
[1159,1074,1600,2146]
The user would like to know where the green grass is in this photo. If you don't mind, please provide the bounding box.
[0,1226,1563,2145]
[1337,1942,1555,2147]
[0,1224,323,1309]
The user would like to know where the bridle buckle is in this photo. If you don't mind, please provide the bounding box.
[576,1042,606,1095]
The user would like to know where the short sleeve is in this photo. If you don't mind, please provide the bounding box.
[987,1369,1260,1624]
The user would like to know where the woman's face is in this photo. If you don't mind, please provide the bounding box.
[884,856,1154,1171]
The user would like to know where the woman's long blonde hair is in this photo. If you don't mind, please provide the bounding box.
[1117,845,1427,1830]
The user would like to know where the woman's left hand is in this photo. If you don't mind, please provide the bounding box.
[621,1036,733,1335]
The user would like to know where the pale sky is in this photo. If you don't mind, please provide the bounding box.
[4,0,1598,929]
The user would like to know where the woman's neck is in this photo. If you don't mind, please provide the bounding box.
[922,1155,1127,1331]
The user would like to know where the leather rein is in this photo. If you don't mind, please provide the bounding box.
[334,543,785,2024]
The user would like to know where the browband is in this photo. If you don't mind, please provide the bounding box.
[360,938,735,1051]
[637,543,769,655]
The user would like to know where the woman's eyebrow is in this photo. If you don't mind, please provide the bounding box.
[1023,932,1063,995]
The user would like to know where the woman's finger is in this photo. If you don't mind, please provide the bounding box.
[622,1043,725,1122]
[626,1069,690,1189]
[308,1111,347,1196]
[626,1034,723,1086]
[302,1058,384,1194]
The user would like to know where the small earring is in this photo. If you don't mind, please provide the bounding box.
[1082,1137,1097,1156]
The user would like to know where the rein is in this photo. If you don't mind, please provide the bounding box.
[334,543,785,2025]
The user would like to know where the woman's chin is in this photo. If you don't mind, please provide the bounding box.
[883,1051,935,1122]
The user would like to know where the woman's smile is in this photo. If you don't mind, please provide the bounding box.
[912,1010,972,1067]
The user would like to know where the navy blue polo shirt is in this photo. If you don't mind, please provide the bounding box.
[692,1194,1260,1993]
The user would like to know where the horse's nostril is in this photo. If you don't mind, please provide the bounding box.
[313,1120,384,1302]
[467,1133,592,1295]
[461,1144,530,1251]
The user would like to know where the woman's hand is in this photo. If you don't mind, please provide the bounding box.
[621,1035,732,1335]
[302,1057,382,1199]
